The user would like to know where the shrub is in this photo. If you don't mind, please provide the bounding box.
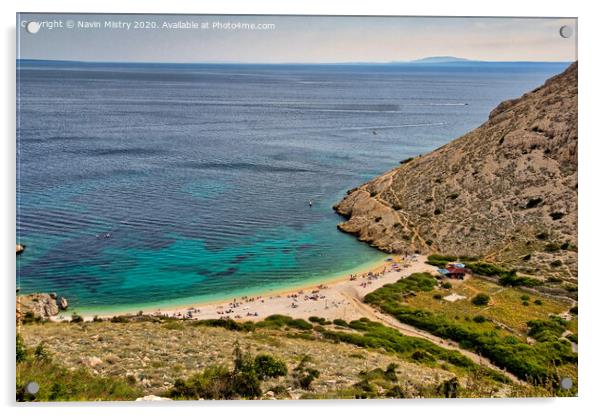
[534,300,543,306]
[308,316,329,325]
[527,318,566,342]
[169,365,233,400]
[257,315,312,331]
[442,282,452,289]
[22,311,44,324]
[550,260,562,267]
[168,345,286,399]
[194,318,255,332]
[550,212,565,220]
[34,342,50,361]
[465,262,512,277]
[16,335,27,363]
[253,354,287,380]
[473,315,486,323]
[498,274,542,288]
[433,294,442,300]
[526,198,543,208]
[545,243,561,253]
[71,314,84,323]
[472,294,490,306]
[426,254,458,267]
[520,295,530,302]
[333,319,348,327]
[292,356,320,390]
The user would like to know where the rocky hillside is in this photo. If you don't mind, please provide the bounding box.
[335,63,577,282]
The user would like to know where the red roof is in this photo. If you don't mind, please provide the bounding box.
[445,266,466,274]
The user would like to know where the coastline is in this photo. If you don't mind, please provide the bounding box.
[54,255,433,322]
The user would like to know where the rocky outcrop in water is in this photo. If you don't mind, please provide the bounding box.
[335,63,577,282]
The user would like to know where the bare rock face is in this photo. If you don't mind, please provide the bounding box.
[17,293,70,320]
[16,244,25,255]
[335,63,577,281]
[17,293,60,319]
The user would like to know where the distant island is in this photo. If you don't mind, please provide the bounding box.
[409,56,473,64]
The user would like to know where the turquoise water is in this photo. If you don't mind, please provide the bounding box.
[16,60,570,313]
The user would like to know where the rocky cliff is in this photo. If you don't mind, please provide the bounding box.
[335,63,577,282]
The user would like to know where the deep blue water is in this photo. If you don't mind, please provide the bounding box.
[16,60,570,312]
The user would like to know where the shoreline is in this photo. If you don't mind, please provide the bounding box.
[56,253,388,318]
[52,255,433,323]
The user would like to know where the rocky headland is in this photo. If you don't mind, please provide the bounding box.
[335,63,577,283]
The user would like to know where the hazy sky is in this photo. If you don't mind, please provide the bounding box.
[17,14,577,63]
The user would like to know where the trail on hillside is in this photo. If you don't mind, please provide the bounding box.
[339,289,526,385]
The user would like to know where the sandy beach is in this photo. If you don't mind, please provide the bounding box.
[69,255,434,323]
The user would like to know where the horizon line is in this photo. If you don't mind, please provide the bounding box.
[17,58,574,66]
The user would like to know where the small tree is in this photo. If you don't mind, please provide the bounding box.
[16,334,27,363]
[292,355,320,390]
[472,293,490,306]
[254,354,287,380]
[34,342,50,361]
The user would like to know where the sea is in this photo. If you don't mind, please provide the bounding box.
[16,60,570,314]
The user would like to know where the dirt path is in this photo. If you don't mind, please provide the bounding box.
[340,289,526,385]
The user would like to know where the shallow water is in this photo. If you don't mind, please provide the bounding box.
[16,60,569,312]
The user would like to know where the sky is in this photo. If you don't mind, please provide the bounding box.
[17,14,577,63]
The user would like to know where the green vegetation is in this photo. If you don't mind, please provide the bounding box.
[21,311,45,325]
[256,315,313,331]
[167,344,287,399]
[364,274,577,386]
[321,319,504,381]
[499,273,542,288]
[70,313,83,323]
[254,354,288,380]
[364,272,437,304]
[16,334,141,401]
[426,254,457,267]
[333,319,348,327]
[472,294,490,306]
[292,355,320,390]
[194,318,255,332]
[309,316,331,325]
